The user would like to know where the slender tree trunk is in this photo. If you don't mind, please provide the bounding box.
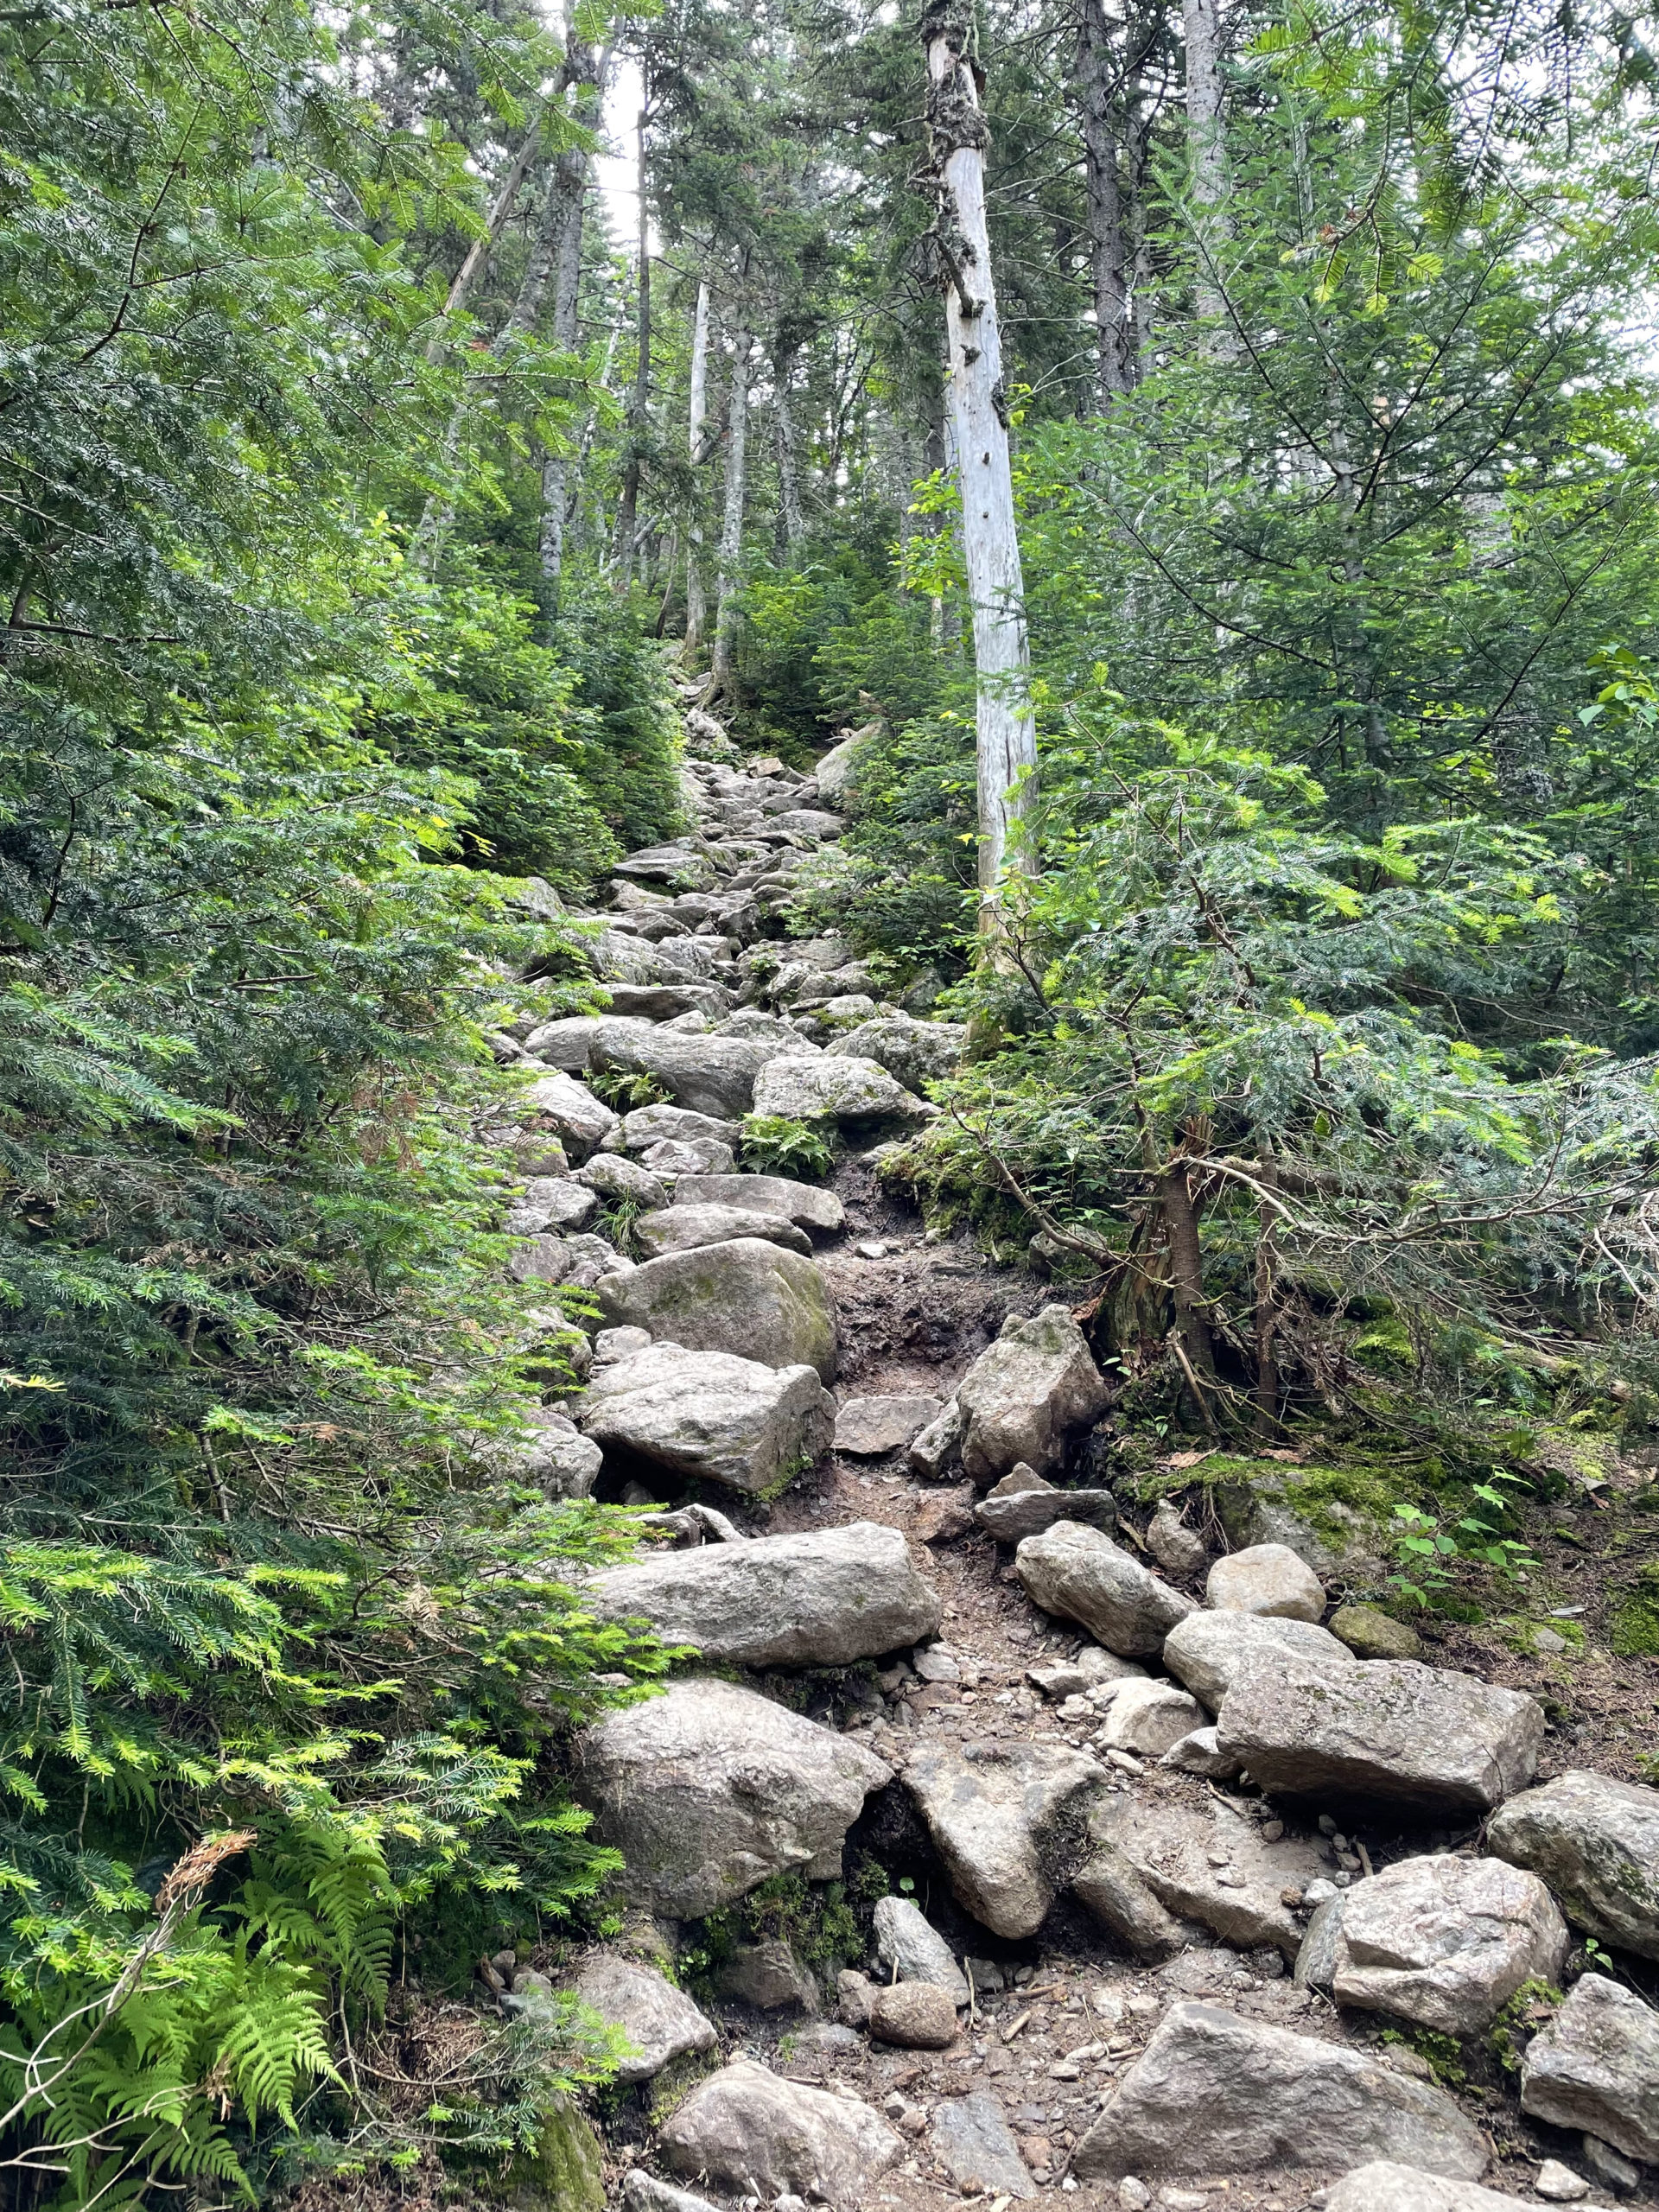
[709,324,752,702]
[920,0,1038,906]
[773,340,804,548]
[683,277,712,654]
[1160,1156,1218,1414]
[1183,0,1232,344]
[1076,0,1134,410]
[612,104,652,593]
[537,31,611,617]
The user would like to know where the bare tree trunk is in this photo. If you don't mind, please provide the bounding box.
[709,324,752,702]
[920,0,1038,907]
[683,277,712,654]
[1183,0,1231,344]
[612,103,652,593]
[1076,0,1134,410]
[537,31,611,617]
[773,341,804,548]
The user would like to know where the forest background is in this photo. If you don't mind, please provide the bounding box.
[3,0,1659,2201]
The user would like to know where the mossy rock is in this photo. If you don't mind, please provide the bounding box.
[480,2094,604,2212]
[1203,1455,1399,1578]
[1518,1423,1622,1496]
[1611,1564,1659,1657]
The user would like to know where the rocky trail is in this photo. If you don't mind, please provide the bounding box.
[467,707,1659,2212]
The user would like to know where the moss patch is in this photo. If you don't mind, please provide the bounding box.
[1611,1564,1659,1656]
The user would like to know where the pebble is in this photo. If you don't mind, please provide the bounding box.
[1536,2159,1592,2202]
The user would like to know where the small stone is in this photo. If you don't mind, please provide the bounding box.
[913,1644,960,1682]
[1580,2134,1642,2195]
[1534,1626,1569,1654]
[868,1980,959,2049]
[836,1969,874,2026]
[872,1894,970,2006]
[1327,1603,1425,1662]
[928,2093,1039,2199]
[1206,1542,1326,1622]
[1159,2193,1209,2211]
[1119,2184,1152,2211]
[1098,1678,1208,1758]
[1147,1503,1210,1577]
[1535,2159,1592,2202]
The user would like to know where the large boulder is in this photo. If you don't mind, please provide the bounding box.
[904,1738,1106,1938]
[578,1341,832,1495]
[872,1894,970,2006]
[826,1014,967,1095]
[955,1306,1112,1484]
[595,1239,837,1380]
[634,1203,812,1258]
[1319,1854,1569,2033]
[572,1952,715,2082]
[594,1026,786,1119]
[1161,1611,1357,1709]
[1215,1656,1543,1817]
[605,981,732,1022]
[658,2060,902,2202]
[1520,1974,1659,2164]
[518,1069,620,1158]
[674,1170,844,1235]
[621,1103,741,1153]
[751,1053,932,1125]
[811,731,872,804]
[1070,2002,1489,2182]
[1487,1770,1659,1962]
[524,1013,653,1071]
[576,1152,668,1209]
[576,1679,892,1918]
[488,1408,604,1500]
[582,1521,939,1666]
[1015,1522,1197,1656]
[1325,2168,1559,2211]
[1078,1792,1328,1960]
[1205,1542,1325,1622]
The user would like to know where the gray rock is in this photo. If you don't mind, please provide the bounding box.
[812,731,870,804]
[929,2093,1039,2200]
[576,1153,667,1209]
[1097,1679,1207,1758]
[621,1103,742,1153]
[582,1520,940,1667]
[612,842,718,889]
[595,1238,837,1380]
[837,1967,874,2026]
[1212,1464,1387,1579]
[523,1012,641,1070]
[505,1233,570,1285]
[1325,1853,1568,2033]
[905,1738,1107,1938]
[1029,1646,1147,1700]
[907,1399,963,1479]
[578,1340,833,1495]
[505,1175,600,1234]
[835,1393,943,1457]
[640,1136,737,1176]
[1070,2001,1489,2182]
[605,981,733,1022]
[1521,1974,1659,2164]
[766,808,844,840]
[752,1053,933,1125]
[658,2061,903,2202]
[1073,1839,1196,1962]
[1015,1522,1198,1656]
[825,1014,967,1094]
[1147,1504,1210,1577]
[867,1980,958,2048]
[576,1679,892,1918]
[1535,2158,1592,2202]
[975,1465,1116,1542]
[1206,1542,1325,1621]
[1328,1603,1425,1661]
[872,1895,969,2006]
[594,1025,789,1119]
[956,1306,1112,1484]
[1160,1611,1357,1710]
[622,2175,723,2212]
[573,1952,715,2082]
[1080,1792,1328,1960]
[1294,1892,1346,1992]
[1160,1724,1243,1779]
[673,1170,843,1234]
[1216,1656,1543,1816]
[715,1939,819,2013]
[519,1069,620,1158]
[492,1408,603,1498]
[1324,2167,1567,2210]
[558,1230,633,1289]
[1580,2135,1642,2194]
[1487,1770,1659,1962]
[635,1202,812,1258]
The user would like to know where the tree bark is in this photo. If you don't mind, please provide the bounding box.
[683,276,712,654]
[920,0,1039,906]
[1183,0,1231,343]
[773,340,804,548]
[709,324,753,701]
[537,31,611,616]
[1076,0,1135,409]
[612,101,652,593]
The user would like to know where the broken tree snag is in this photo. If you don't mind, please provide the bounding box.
[918,0,1038,912]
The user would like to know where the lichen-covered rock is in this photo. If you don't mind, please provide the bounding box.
[582,1520,939,1666]
[575,1152,668,1209]
[955,1306,1112,1484]
[488,1408,603,1499]
[1328,1603,1425,1661]
[908,1399,964,1478]
[634,1201,811,1257]
[1487,1770,1659,1962]
[1015,1522,1197,1656]
[1215,1655,1542,1816]
[595,1237,837,1379]
[904,1738,1106,1938]
[518,1068,620,1158]
[752,1052,933,1125]
[621,1103,742,1154]
[578,1340,833,1494]
[576,1679,891,1918]
[1160,1611,1356,1710]
[714,1938,819,2012]
[825,1014,966,1094]
[975,1465,1116,1543]
[594,1025,788,1119]
[673,1169,844,1234]
[572,1952,715,2082]
[658,2061,903,2202]
[1324,1854,1569,2033]
[1070,2002,1489,2182]
[1205,1542,1325,1622]
[1520,1973,1659,2164]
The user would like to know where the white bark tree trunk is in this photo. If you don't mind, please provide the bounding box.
[774,342,804,548]
[921,0,1037,901]
[537,37,611,612]
[1183,0,1232,344]
[683,277,711,654]
[709,324,752,701]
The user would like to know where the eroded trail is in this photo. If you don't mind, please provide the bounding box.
[485,711,1659,2212]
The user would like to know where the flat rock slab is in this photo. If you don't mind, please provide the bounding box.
[673,1170,843,1233]
[1205,1541,1325,1621]
[905,1738,1107,1938]
[1081,1791,1328,1959]
[928,2093,1039,2199]
[605,982,731,1022]
[872,1894,969,2006]
[1520,1972,1659,2164]
[573,1952,715,2082]
[1487,1769,1659,1961]
[1325,2166,1583,2211]
[596,1237,837,1380]
[594,1026,787,1119]
[635,1202,811,1257]
[576,1678,891,1919]
[621,1104,741,1152]
[1161,1611,1355,1709]
[582,1520,940,1668]
[835,1392,943,1457]
[1326,1853,1567,2033]
[975,1467,1116,1542]
[956,1305,1112,1484]
[578,1340,833,1494]
[1016,1522,1197,1656]
[658,2060,902,2203]
[1070,2000,1489,2181]
[1216,1654,1542,1817]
